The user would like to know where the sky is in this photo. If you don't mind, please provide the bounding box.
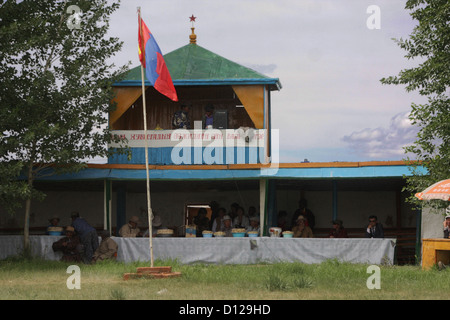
[106,0,428,163]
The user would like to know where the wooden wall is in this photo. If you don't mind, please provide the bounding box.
[112,86,255,130]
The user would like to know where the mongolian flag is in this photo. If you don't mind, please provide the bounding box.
[138,17,178,101]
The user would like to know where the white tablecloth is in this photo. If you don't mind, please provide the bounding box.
[0,235,396,265]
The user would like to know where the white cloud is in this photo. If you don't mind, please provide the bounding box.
[342,111,419,160]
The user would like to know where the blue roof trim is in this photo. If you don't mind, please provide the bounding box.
[34,165,425,182]
[113,78,282,90]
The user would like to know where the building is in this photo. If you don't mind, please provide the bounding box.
[0,26,426,265]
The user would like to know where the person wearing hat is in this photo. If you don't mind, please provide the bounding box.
[142,214,164,237]
[92,230,118,263]
[292,215,314,238]
[52,226,82,262]
[291,199,315,230]
[119,215,142,237]
[221,215,233,237]
[328,219,348,238]
[46,216,62,235]
[71,211,99,264]
[246,216,260,234]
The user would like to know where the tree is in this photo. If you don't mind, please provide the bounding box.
[0,0,128,252]
[381,0,450,212]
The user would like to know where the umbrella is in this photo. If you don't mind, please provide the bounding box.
[415,179,450,201]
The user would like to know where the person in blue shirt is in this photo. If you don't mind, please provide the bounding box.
[71,211,99,264]
[203,104,214,129]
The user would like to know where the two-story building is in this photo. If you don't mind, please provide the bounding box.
[0,27,427,265]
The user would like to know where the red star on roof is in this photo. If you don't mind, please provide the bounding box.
[189,15,196,22]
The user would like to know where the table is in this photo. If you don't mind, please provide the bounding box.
[0,235,396,265]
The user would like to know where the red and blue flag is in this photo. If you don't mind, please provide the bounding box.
[138,17,178,101]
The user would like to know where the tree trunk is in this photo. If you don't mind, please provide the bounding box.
[23,163,34,256]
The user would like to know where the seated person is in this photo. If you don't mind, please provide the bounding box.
[172,104,191,129]
[328,219,348,238]
[46,216,63,235]
[194,208,210,237]
[202,104,214,129]
[292,215,313,238]
[92,230,118,263]
[212,208,226,233]
[277,211,289,231]
[119,216,142,237]
[246,216,260,234]
[142,214,164,237]
[221,215,233,237]
[233,207,249,229]
[52,226,82,262]
[365,215,384,238]
[443,214,450,239]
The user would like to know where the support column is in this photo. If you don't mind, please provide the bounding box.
[332,180,338,221]
[266,180,277,230]
[416,208,422,265]
[259,178,268,236]
[104,180,112,234]
[116,185,127,237]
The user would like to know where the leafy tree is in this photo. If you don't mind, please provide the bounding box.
[0,0,128,251]
[381,0,450,212]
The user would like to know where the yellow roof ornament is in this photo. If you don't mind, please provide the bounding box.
[189,14,197,44]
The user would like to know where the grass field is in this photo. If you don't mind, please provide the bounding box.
[0,256,448,300]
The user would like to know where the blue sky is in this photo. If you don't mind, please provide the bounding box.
[107,0,428,163]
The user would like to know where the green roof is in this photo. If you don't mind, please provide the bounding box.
[116,43,281,90]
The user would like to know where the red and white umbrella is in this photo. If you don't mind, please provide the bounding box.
[415,179,450,201]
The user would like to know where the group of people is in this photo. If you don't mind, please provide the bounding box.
[50,212,118,264]
[188,202,259,237]
[117,214,164,238]
[172,103,215,130]
[278,199,386,239]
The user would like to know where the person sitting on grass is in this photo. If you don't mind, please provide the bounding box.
[92,230,118,263]
[52,226,82,263]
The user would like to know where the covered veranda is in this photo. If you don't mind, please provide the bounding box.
[0,161,424,265]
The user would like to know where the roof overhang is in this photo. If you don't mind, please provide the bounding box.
[113,78,282,91]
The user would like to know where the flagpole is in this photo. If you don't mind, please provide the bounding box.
[138,7,154,268]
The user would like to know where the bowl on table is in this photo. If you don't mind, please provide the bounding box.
[213,231,225,237]
[247,231,259,238]
[202,231,213,238]
[156,229,174,237]
[47,227,63,236]
[232,228,246,237]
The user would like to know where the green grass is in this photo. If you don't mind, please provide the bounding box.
[0,256,449,300]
